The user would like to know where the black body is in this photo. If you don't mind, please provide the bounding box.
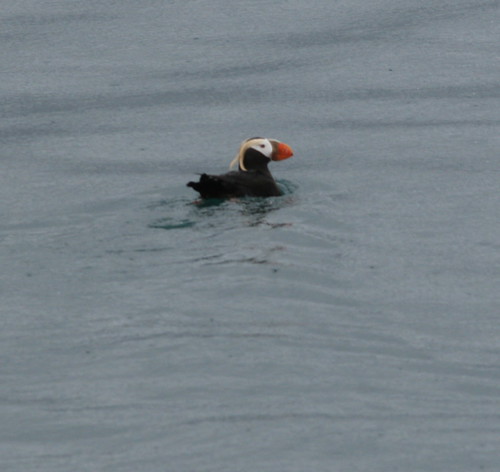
[187,148,282,198]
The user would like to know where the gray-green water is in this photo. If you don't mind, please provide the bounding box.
[1,1,499,471]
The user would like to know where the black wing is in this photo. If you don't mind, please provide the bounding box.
[187,171,281,199]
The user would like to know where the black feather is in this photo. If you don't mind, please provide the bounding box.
[187,171,281,199]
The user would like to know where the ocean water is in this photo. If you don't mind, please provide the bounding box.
[1,1,499,471]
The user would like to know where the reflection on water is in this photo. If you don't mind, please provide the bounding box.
[238,196,297,227]
[146,184,297,268]
[150,179,297,231]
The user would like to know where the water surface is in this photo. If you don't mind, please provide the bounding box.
[1,1,499,471]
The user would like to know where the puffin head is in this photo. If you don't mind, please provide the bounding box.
[229,137,293,171]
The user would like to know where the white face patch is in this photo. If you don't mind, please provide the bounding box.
[249,139,273,159]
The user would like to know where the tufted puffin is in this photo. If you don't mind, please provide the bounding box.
[187,137,293,199]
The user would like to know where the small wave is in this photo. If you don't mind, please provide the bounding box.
[277,178,298,195]
[149,219,195,230]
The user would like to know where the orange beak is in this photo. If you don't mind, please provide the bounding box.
[273,142,294,161]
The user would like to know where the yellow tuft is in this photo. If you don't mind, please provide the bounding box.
[229,138,263,172]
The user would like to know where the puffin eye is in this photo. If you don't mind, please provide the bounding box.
[260,144,266,148]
